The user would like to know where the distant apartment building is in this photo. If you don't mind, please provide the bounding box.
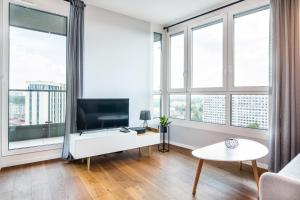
[231,95,269,130]
[9,92,26,126]
[202,95,226,124]
[25,82,66,125]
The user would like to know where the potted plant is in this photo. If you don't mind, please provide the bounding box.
[159,116,172,133]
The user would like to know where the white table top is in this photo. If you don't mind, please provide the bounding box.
[192,139,269,162]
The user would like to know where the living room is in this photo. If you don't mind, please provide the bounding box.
[0,0,299,199]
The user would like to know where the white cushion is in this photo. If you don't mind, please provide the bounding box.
[279,154,300,179]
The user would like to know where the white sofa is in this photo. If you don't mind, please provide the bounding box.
[259,154,300,200]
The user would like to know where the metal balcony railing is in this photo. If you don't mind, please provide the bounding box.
[9,89,66,142]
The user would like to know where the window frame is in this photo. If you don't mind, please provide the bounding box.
[167,28,188,93]
[152,94,162,119]
[152,32,163,119]
[188,14,228,92]
[165,0,270,138]
[1,0,69,156]
[230,93,270,130]
[227,3,271,92]
[152,32,163,93]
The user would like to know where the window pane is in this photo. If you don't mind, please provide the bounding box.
[192,21,223,88]
[9,5,66,149]
[234,7,270,87]
[170,33,185,89]
[191,95,225,124]
[152,95,161,118]
[231,95,269,130]
[169,95,186,119]
[153,33,162,91]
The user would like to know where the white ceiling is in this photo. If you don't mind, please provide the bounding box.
[85,0,235,25]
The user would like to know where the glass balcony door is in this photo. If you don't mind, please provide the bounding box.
[8,4,67,150]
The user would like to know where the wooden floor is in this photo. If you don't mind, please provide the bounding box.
[0,146,263,200]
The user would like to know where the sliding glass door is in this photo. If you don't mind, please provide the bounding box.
[8,4,67,149]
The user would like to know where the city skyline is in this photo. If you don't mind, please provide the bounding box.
[9,81,66,126]
[169,95,269,130]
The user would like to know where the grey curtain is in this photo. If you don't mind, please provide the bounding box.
[269,0,300,172]
[62,0,85,159]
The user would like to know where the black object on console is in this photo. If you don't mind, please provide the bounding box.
[130,127,146,134]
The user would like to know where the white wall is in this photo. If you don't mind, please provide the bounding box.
[84,6,152,127]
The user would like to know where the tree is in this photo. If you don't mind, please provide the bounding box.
[247,122,260,129]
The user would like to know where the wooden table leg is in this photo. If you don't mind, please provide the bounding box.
[148,146,151,156]
[87,157,91,170]
[251,160,259,189]
[192,159,204,195]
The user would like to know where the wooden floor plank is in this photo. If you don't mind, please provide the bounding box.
[0,145,263,200]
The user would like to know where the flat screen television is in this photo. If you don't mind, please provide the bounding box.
[77,98,129,132]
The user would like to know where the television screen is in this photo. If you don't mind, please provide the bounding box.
[77,99,129,132]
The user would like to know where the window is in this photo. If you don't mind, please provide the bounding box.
[233,6,270,87]
[8,4,67,149]
[191,95,225,124]
[170,32,185,89]
[167,3,271,132]
[152,95,161,118]
[152,33,162,118]
[153,33,162,91]
[192,20,223,88]
[231,95,269,130]
[169,95,186,119]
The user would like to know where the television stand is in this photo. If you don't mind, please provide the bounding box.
[69,129,159,170]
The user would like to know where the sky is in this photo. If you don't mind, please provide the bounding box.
[9,26,66,90]
[10,8,269,91]
[169,8,270,89]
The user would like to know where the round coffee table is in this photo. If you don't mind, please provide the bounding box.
[191,139,269,195]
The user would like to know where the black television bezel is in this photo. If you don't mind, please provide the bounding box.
[76,98,129,132]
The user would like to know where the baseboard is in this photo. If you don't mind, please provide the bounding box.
[0,149,62,169]
[170,141,198,150]
[170,140,269,170]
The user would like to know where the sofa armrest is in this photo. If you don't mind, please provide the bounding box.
[259,172,300,200]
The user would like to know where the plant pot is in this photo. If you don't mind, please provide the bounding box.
[160,126,168,133]
[158,125,169,153]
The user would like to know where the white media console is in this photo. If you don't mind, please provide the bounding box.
[69,129,160,170]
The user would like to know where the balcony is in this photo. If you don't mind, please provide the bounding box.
[9,89,66,149]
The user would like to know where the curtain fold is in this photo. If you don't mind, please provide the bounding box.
[62,0,85,159]
[269,0,300,172]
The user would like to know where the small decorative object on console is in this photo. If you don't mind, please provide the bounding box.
[224,138,239,149]
[140,110,151,128]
